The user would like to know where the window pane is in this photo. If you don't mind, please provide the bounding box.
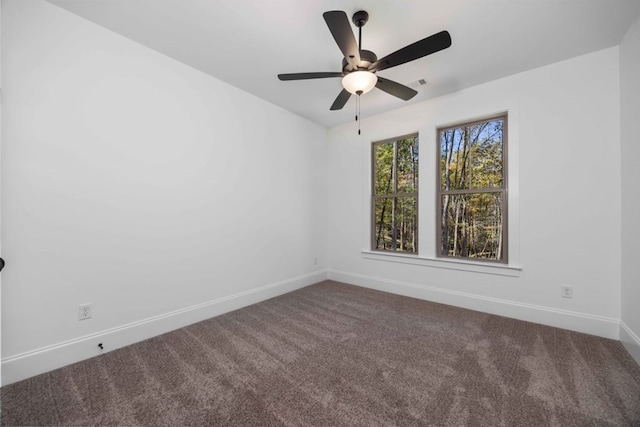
[397,137,418,194]
[441,119,504,190]
[374,197,394,251]
[373,197,418,253]
[397,197,417,252]
[440,127,468,191]
[469,119,504,189]
[440,193,504,260]
[374,143,394,195]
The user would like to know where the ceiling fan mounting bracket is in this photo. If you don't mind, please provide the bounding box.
[352,10,369,28]
[342,49,377,73]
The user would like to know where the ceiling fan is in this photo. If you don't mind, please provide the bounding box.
[278,10,452,111]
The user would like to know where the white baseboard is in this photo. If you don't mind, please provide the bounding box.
[620,321,640,366]
[1,270,327,386]
[328,269,620,340]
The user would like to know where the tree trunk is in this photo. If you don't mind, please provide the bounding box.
[441,130,455,254]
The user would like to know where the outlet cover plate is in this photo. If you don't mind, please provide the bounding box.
[561,285,573,299]
[78,303,92,320]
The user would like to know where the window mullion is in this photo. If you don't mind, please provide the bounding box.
[441,188,505,195]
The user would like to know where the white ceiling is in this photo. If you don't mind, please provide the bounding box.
[48,0,640,128]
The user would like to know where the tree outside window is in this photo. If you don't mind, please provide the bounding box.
[438,115,507,262]
[372,135,418,254]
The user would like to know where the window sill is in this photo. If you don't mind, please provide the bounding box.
[361,250,522,277]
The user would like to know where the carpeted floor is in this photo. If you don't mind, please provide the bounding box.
[2,280,640,426]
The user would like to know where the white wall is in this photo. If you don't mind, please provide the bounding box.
[1,0,327,384]
[0,1,3,387]
[327,47,622,339]
[620,16,640,364]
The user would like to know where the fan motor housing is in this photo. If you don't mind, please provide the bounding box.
[342,49,378,73]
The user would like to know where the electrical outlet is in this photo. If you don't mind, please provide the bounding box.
[78,303,92,320]
[561,285,573,299]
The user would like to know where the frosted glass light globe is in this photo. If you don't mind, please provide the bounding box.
[342,71,378,95]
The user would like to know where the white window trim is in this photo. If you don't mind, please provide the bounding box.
[362,99,521,277]
[361,250,521,277]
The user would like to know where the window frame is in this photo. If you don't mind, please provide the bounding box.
[371,133,419,254]
[436,113,508,264]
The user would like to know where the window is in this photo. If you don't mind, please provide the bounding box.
[438,114,507,262]
[372,134,418,253]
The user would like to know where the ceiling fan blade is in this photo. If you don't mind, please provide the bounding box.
[375,77,418,101]
[370,30,451,72]
[278,72,343,81]
[323,11,361,69]
[330,88,351,110]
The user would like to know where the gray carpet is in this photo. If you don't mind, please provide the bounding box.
[2,280,640,426]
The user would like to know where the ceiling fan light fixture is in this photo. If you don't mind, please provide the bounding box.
[342,71,377,95]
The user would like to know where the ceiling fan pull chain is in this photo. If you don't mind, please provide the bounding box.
[357,95,361,135]
[355,94,358,122]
